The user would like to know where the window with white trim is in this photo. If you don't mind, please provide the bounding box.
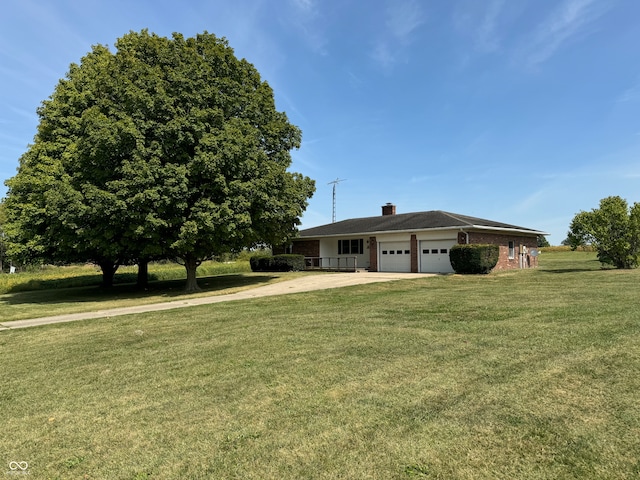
[508,241,515,259]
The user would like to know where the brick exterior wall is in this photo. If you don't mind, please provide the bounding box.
[467,232,538,270]
[369,236,378,272]
[291,239,320,258]
[291,231,538,272]
[410,234,418,273]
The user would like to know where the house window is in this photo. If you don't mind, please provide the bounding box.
[440,249,447,254]
[508,241,515,259]
[338,239,364,255]
[422,249,429,254]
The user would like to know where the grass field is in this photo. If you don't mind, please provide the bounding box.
[0,259,255,294]
[1,251,639,479]
[0,260,320,322]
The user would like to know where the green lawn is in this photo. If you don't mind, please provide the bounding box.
[0,261,318,322]
[1,251,639,479]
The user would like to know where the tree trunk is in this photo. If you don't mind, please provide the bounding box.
[184,256,201,292]
[137,259,149,288]
[98,260,118,288]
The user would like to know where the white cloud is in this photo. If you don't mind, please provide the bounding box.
[371,42,395,70]
[517,0,610,68]
[290,0,315,13]
[386,0,425,43]
[617,77,640,103]
[286,0,327,54]
[370,0,425,70]
[454,0,507,54]
[476,0,506,53]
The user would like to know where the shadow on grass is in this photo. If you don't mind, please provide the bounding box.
[539,268,605,274]
[2,274,276,306]
[538,258,612,274]
[540,264,616,274]
[5,272,158,293]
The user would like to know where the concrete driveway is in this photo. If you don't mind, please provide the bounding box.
[0,271,432,330]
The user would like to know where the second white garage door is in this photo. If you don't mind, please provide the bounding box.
[379,242,411,272]
[420,239,456,273]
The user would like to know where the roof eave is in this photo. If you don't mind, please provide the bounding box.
[468,225,549,236]
[299,226,455,238]
[298,224,547,239]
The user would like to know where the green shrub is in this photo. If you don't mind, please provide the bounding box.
[449,244,499,274]
[249,254,305,272]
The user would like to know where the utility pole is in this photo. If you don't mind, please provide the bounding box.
[328,178,346,223]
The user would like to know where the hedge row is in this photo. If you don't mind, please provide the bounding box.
[449,244,499,274]
[249,254,305,272]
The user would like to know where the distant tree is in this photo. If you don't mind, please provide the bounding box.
[4,30,315,291]
[0,200,7,272]
[537,235,550,248]
[566,196,640,268]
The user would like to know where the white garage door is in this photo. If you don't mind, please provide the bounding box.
[420,239,456,273]
[379,242,411,272]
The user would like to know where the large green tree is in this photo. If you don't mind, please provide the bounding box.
[4,30,315,290]
[567,196,640,268]
[0,200,7,272]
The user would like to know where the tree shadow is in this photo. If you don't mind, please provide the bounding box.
[537,256,615,274]
[5,272,157,293]
[539,268,602,274]
[539,265,615,274]
[2,274,276,306]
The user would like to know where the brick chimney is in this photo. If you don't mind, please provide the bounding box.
[382,203,396,216]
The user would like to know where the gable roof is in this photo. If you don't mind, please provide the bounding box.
[298,210,546,238]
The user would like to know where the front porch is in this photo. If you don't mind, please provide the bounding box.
[303,256,358,272]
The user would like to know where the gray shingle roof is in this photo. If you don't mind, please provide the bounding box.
[298,210,546,237]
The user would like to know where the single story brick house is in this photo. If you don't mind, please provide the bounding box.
[285,203,547,273]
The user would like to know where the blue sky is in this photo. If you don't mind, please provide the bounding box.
[1,0,639,244]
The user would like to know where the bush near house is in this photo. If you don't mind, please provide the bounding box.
[250,254,305,272]
[449,244,499,274]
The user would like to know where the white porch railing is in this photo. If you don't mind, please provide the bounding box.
[304,257,357,272]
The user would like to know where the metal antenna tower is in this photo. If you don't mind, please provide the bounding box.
[328,178,346,223]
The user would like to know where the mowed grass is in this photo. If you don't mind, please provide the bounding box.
[1,251,639,479]
[0,261,321,322]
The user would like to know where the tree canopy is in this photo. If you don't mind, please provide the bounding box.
[0,200,7,272]
[4,30,315,290]
[537,235,550,248]
[567,196,640,269]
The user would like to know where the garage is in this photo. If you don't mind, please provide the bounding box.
[379,242,411,272]
[419,239,456,273]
